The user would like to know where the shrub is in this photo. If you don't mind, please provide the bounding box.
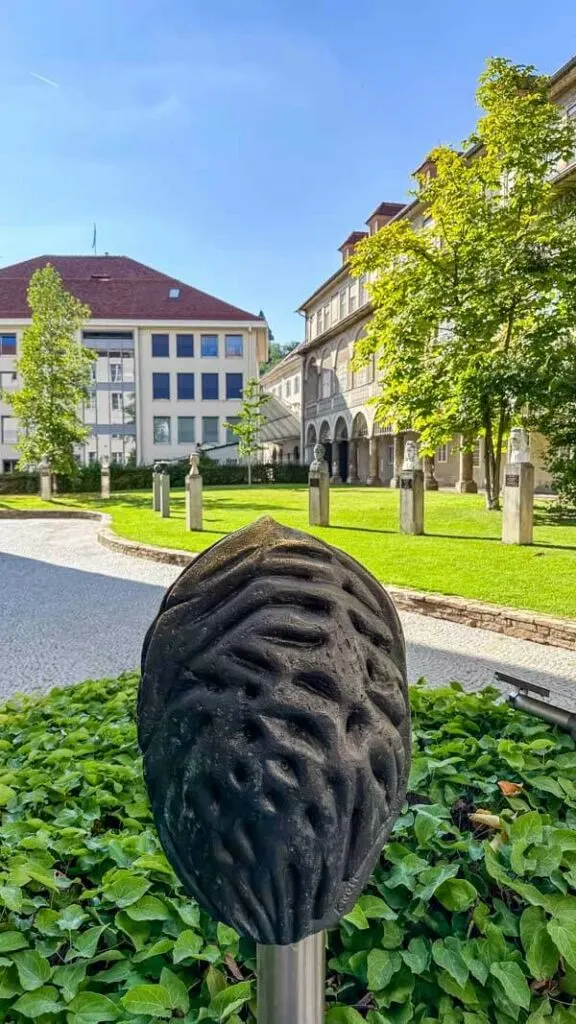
[0,676,574,1022]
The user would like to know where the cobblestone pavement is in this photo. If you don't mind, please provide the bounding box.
[1,519,575,710]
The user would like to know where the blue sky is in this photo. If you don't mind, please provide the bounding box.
[0,1,575,342]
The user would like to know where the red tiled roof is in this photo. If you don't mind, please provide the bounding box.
[338,231,369,251]
[0,255,261,322]
[365,202,405,223]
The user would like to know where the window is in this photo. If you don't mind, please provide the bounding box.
[1,416,17,444]
[202,417,219,445]
[110,362,122,382]
[152,334,169,357]
[285,379,291,397]
[0,334,16,356]
[316,309,323,335]
[152,373,170,400]
[324,304,330,329]
[169,287,180,299]
[201,334,218,357]
[111,392,123,411]
[153,416,171,444]
[177,334,194,357]
[359,276,368,305]
[349,284,357,313]
[294,377,300,394]
[567,102,576,119]
[88,452,97,465]
[178,416,196,444]
[388,444,394,465]
[339,290,348,319]
[226,373,243,399]
[321,369,331,399]
[177,373,194,400]
[90,362,97,381]
[225,334,243,357]
[202,373,219,400]
[226,417,240,444]
[437,444,448,463]
[86,391,96,410]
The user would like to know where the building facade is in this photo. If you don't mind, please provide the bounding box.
[259,346,302,463]
[0,256,268,471]
[287,56,576,491]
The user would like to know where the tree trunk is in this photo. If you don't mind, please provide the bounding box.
[492,402,509,511]
[247,459,252,487]
[483,414,496,510]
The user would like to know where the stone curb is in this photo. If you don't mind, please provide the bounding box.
[1,508,574,650]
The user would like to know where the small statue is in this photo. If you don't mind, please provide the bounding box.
[39,456,50,472]
[311,443,327,470]
[189,451,200,477]
[402,439,421,471]
[101,454,110,470]
[508,427,531,464]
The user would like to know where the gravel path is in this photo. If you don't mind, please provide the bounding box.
[1,519,575,710]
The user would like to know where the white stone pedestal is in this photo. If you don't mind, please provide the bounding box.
[39,461,51,501]
[400,468,424,535]
[159,469,170,519]
[309,444,330,527]
[101,456,110,499]
[186,453,203,531]
[502,461,534,545]
[152,465,161,512]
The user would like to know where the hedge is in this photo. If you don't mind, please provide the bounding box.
[0,673,574,1022]
[0,460,309,494]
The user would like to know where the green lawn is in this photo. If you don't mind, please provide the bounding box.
[3,486,576,618]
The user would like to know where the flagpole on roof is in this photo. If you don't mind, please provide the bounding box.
[92,224,97,256]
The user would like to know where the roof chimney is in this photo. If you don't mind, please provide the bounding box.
[365,202,404,235]
[412,155,437,182]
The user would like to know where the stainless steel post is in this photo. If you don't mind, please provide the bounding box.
[257,932,325,1024]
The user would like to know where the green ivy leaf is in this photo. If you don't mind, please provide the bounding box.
[367,950,402,992]
[160,967,190,1014]
[547,917,576,969]
[526,925,560,980]
[102,871,151,908]
[342,903,370,930]
[490,962,531,1010]
[0,782,16,805]
[11,984,62,1017]
[432,939,469,988]
[357,895,397,920]
[326,1009,366,1023]
[0,931,28,953]
[209,980,252,1021]
[57,904,89,931]
[510,812,543,845]
[11,950,52,991]
[435,878,478,911]
[120,983,171,1018]
[400,937,430,974]
[173,929,203,963]
[67,991,120,1022]
[217,922,239,946]
[125,895,171,921]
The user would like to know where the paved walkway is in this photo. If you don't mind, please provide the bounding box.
[1,519,575,709]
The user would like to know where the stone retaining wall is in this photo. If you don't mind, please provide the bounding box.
[1,509,574,651]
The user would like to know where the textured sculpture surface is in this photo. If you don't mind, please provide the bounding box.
[189,451,200,477]
[310,443,327,471]
[138,518,411,945]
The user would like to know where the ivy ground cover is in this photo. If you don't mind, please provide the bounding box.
[0,673,575,1023]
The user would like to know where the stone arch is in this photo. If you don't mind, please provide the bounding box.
[319,420,331,443]
[333,416,349,441]
[352,412,369,438]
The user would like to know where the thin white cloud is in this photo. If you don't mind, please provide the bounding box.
[29,72,60,89]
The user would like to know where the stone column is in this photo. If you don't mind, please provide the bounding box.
[309,444,330,526]
[456,439,478,493]
[399,440,424,535]
[391,433,405,488]
[159,463,170,519]
[347,439,359,484]
[367,437,382,487]
[331,441,342,485]
[39,457,51,501]
[186,452,203,531]
[502,429,534,545]
[423,456,439,491]
[152,463,162,512]
[100,454,111,499]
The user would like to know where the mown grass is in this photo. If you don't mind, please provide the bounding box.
[2,486,576,618]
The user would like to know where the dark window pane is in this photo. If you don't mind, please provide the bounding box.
[177,334,194,357]
[152,334,169,357]
[178,417,196,443]
[202,417,219,444]
[226,373,243,399]
[225,334,243,357]
[0,334,17,356]
[201,334,218,357]
[201,373,219,400]
[177,373,194,400]
[153,372,170,400]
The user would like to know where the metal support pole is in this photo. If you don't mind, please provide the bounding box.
[257,932,325,1024]
[507,691,576,738]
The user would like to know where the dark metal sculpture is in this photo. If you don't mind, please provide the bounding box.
[138,517,411,946]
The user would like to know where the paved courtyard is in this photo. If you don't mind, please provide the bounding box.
[1,518,576,710]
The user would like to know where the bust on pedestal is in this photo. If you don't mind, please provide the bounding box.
[39,456,51,501]
[309,443,330,526]
[158,461,171,519]
[100,454,111,499]
[399,440,424,535]
[186,450,203,531]
[152,463,162,512]
[502,427,533,545]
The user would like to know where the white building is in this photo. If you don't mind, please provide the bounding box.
[260,345,303,463]
[0,255,268,471]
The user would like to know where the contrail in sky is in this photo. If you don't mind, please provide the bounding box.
[29,72,60,88]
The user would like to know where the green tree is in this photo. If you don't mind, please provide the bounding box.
[352,57,576,508]
[259,341,299,375]
[224,378,270,485]
[7,265,94,477]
